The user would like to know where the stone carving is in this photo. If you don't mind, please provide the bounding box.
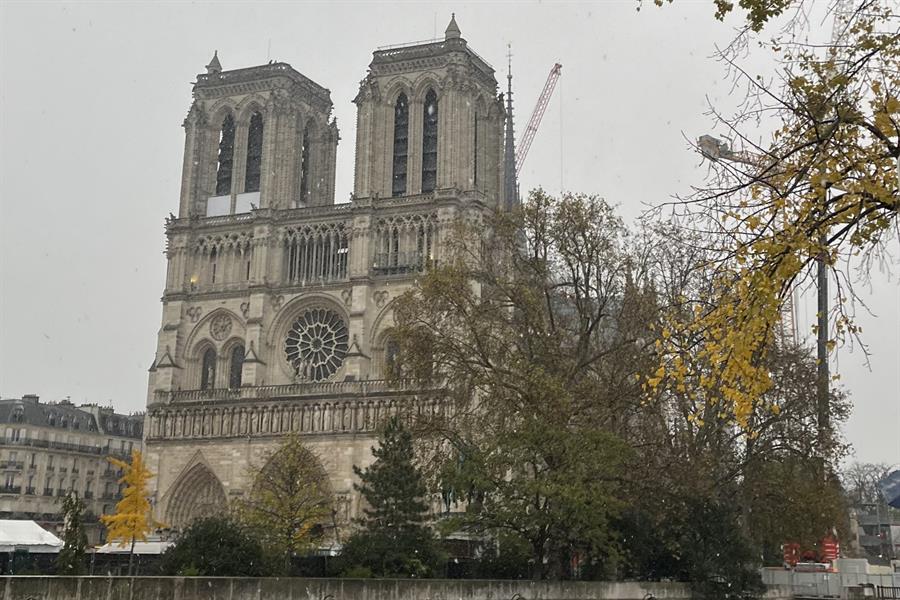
[209,313,233,341]
[186,307,203,323]
[373,290,389,308]
[271,294,284,310]
[341,288,353,308]
[240,302,250,319]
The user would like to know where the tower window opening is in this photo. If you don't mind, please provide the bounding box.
[392,94,409,197]
[215,115,235,196]
[422,89,438,193]
[200,348,217,390]
[244,112,264,193]
[209,249,218,284]
[473,112,478,187]
[229,345,245,389]
[299,126,311,206]
[246,260,251,281]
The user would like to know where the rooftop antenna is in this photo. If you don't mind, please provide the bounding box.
[267,39,272,62]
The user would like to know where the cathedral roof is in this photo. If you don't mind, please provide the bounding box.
[194,62,332,110]
[369,17,495,84]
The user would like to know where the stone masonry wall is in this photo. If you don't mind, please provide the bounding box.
[0,577,796,600]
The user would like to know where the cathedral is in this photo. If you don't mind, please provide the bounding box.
[143,16,514,531]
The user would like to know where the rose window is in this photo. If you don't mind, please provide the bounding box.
[284,308,349,381]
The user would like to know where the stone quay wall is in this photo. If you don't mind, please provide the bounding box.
[0,577,795,600]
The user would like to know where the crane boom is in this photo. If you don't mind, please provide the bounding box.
[515,62,562,176]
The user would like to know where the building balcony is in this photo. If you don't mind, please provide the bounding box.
[59,467,67,474]
[27,464,36,470]
[46,465,55,472]
[0,461,24,470]
[43,488,53,497]
[83,491,93,499]
[101,493,116,500]
[153,378,417,405]
[0,486,21,495]
[25,487,35,496]
[0,437,109,455]
[56,489,66,497]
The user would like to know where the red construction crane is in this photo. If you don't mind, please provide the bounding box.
[515,62,562,176]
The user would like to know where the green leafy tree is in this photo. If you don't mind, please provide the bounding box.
[235,435,332,573]
[339,416,443,578]
[393,191,635,579]
[56,491,88,575]
[159,515,274,576]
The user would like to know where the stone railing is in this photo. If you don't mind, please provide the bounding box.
[154,379,418,405]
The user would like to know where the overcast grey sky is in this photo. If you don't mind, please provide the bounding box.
[1,1,897,465]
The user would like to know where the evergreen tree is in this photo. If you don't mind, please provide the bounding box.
[57,491,88,575]
[339,416,442,577]
[159,515,274,576]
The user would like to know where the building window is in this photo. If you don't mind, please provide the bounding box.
[385,338,401,379]
[200,348,217,390]
[392,94,409,197]
[229,345,245,389]
[299,126,311,205]
[284,308,349,381]
[215,114,235,196]
[244,112,264,193]
[422,89,438,193]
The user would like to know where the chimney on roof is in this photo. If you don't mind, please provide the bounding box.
[445,13,462,40]
[22,394,39,402]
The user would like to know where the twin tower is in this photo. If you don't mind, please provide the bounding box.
[144,18,514,531]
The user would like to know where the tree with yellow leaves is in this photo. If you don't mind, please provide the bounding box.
[652,0,898,430]
[234,436,333,574]
[100,450,159,575]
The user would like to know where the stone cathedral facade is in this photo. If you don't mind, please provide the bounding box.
[144,17,511,531]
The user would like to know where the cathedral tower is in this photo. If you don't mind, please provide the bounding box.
[145,18,506,533]
[353,15,506,204]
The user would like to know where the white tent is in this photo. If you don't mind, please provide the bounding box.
[0,520,63,553]
[94,540,172,555]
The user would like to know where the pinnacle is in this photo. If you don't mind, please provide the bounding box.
[206,50,222,74]
[445,13,461,40]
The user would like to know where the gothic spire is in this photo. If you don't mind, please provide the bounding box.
[205,50,222,75]
[445,13,461,40]
[503,45,519,210]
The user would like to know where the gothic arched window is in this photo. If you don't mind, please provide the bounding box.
[299,126,311,206]
[422,89,438,193]
[215,115,235,196]
[200,348,217,390]
[244,112,264,193]
[229,345,245,389]
[392,94,409,197]
[384,338,401,379]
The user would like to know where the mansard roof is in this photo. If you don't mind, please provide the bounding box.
[0,396,143,439]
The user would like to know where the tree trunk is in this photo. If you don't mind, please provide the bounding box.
[127,537,136,576]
